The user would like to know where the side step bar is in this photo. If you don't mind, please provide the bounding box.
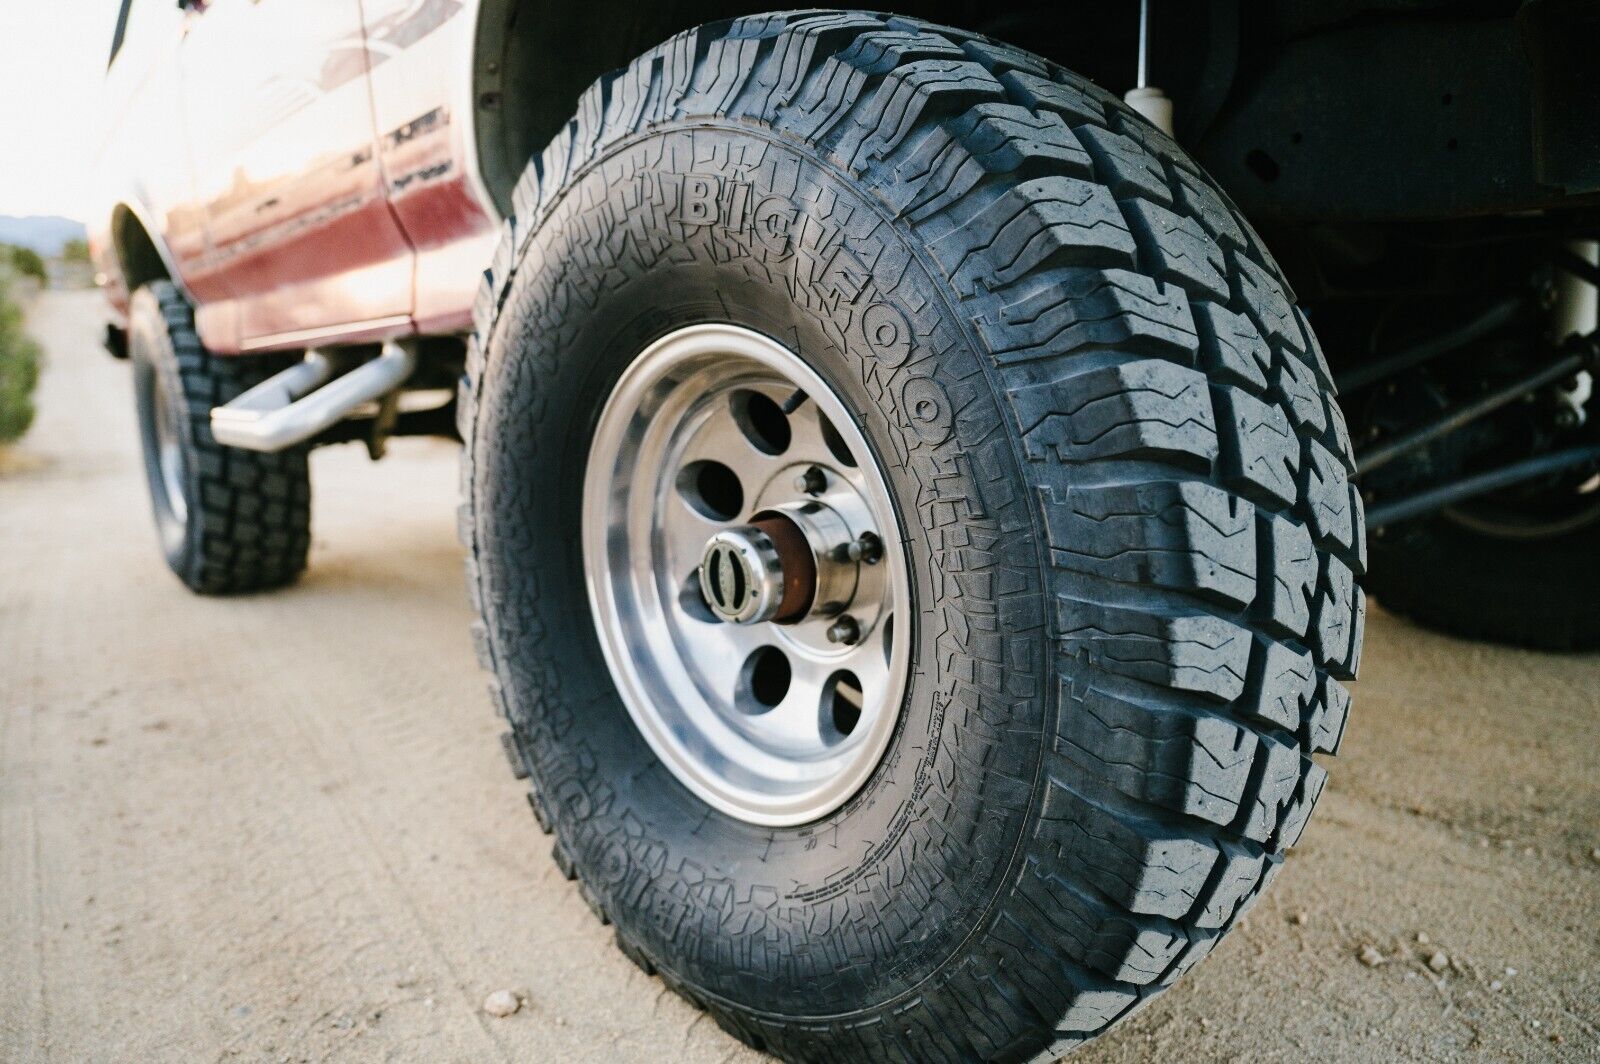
[210,341,416,453]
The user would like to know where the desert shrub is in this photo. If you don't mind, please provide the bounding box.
[0,274,41,443]
[4,244,47,287]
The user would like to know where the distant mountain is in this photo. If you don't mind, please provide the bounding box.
[0,215,87,256]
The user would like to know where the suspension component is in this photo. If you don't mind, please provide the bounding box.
[1367,444,1600,529]
[1355,336,1598,476]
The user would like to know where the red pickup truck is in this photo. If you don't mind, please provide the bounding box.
[90,2,1598,1059]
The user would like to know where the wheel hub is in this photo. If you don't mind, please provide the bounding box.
[699,525,787,624]
[582,324,911,826]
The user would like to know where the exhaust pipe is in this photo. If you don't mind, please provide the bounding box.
[210,341,416,452]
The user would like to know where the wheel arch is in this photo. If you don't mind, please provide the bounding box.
[465,0,1144,217]
[110,201,188,301]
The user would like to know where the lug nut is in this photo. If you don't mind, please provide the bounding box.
[835,531,883,564]
[795,466,826,495]
[826,615,861,645]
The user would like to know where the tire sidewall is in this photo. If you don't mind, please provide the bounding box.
[473,124,1051,1016]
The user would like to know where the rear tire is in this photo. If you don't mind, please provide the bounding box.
[130,282,311,594]
[460,12,1365,1060]
[1369,514,1600,649]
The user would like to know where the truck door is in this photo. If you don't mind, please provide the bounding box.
[359,0,499,335]
[179,0,414,351]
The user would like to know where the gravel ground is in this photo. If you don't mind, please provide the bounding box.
[3,290,1598,1063]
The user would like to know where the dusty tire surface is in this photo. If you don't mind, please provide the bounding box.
[460,12,1366,1061]
[129,282,311,594]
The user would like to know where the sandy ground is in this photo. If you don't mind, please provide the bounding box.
[2,289,1597,1063]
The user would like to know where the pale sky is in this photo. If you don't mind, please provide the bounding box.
[0,2,125,220]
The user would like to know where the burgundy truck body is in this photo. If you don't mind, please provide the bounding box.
[90,0,493,355]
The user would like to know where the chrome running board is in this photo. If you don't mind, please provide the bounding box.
[209,341,416,453]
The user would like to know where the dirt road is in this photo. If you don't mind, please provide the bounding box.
[3,290,1598,1063]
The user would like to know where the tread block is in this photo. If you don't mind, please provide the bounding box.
[551,840,577,881]
[1325,391,1357,474]
[977,267,1196,364]
[987,913,1140,1033]
[879,104,1092,222]
[1310,555,1363,679]
[1272,345,1328,435]
[1157,927,1221,985]
[1190,840,1266,928]
[1306,674,1352,755]
[1235,636,1315,733]
[928,176,1137,294]
[782,33,960,143]
[1214,384,1300,508]
[1057,684,1257,829]
[1018,856,1192,984]
[1295,305,1337,391]
[1236,735,1301,844]
[835,59,1006,170]
[728,13,885,117]
[1076,124,1173,205]
[956,103,1093,177]
[1058,598,1253,703]
[1110,110,1202,179]
[959,37,1051,78]
[1011,359,1216,466]
[1122,198,1229,303]
[995,68,1108,126]
[1171,166,1248,251]
[1347,483,1368,576]
[1194,302,1272,392]
[1039,479,1255,608]
[525,788,553,833]
[1040,777,1223,919]
[499,731,529,779]
[1229,250,1305,355]
[1302,439,1356,554]
[1255,511,1316,640]
[1273,760,1327,850]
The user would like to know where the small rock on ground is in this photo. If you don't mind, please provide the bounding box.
[483,990,521,1018]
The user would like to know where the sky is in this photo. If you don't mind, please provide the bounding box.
[0,2,126,221]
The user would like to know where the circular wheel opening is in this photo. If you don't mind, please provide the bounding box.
[819,412,857,468]
[741,647,792,712]
[732,389,792,455]
[823,670,863,742]
[678,459,743,521]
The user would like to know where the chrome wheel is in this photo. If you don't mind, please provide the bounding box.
[582,324,910,826]
[151,375,188,526]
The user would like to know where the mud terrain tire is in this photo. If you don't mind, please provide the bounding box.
[460,12,1365,1060]
[130,282,311,594]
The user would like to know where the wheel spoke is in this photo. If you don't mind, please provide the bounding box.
[785,400,837,469]
[655,492,721,576]
[678,399,782,517]
[848,620,893,707]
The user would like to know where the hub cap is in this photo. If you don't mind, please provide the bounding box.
[582,325,911,826]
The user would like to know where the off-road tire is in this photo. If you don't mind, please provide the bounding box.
[130,282,311,594]
[460,12,1365,1060]
[1369,516,1600,650]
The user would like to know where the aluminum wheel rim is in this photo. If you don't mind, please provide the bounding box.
[152,378,187,525]
[582,324,911,826]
